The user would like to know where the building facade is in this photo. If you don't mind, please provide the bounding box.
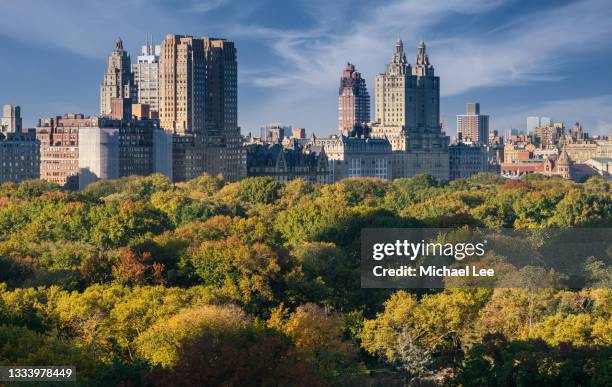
[338,63,370,135]
[500,149,596,181]
[37,113,172,190]
[203,37,244,182]
[1,105,22,134]
[293,127,306,139]
[78,120,171,190]
[100,38,134,116]
[526,116,553,134]
[132,43,161,114]
[370,40,449,181]
[171,134,204,182]
[533,123,563,147]
[78,127,120,189]
[564,140,612,162]
[449,143,488,180]
[0,132,40,183]
[584,157,612,179]
[159,35,244,182]
[36,114,89,190]
[457,102,489,144]
[526,117,539,133]
[159,34,207,135]
[246,142,329,184]
[308,134,392,182]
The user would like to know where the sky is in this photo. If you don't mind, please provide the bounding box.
[0,0,611,137]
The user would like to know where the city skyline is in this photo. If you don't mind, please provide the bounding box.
[1,0,612,135]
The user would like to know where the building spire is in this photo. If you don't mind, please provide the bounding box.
[115,36,124,51]
[395,38,404,54]
[416,41,427,65]
[413,40,432,76]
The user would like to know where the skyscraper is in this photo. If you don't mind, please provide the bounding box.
[370,40,449,180]
[158,34,244,182]
[159,34,207,135]
[203,37,244,181]
[338,63,370,135]
[100,37,134,116]
[457,102,489,144]
[132,42,161,115]
[204,38,237,137]
[1,104,22,133]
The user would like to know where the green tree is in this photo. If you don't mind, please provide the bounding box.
[237,177,283,205]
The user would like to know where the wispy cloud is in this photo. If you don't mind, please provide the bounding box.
[0,0,189,57]
[184,0,229,13]
[233,0,612,132]
[1,0,611,134]
[236,0,611,95]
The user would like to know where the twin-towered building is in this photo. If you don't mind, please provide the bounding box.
[14,36,597,188]
[325,40,450,182]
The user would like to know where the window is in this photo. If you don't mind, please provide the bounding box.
[375,158,388,179]
[349,158,361,177]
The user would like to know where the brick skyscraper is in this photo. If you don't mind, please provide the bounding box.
[159,35,207,135]
[158,34,244,181]
[100,38,134,116]
[338,63,370,135]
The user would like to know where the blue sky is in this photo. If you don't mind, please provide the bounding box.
[1,0,611,137]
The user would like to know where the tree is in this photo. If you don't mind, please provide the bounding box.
[90,200,171,248]
[275,192,354,247]
[113,248,165,286]
[237,177,283,205]
[456,334,612,386]
[136,304,251,367]
[361,290,490,361]
[147,326,325,387]
[183,174,225,197]
[395,328,431,379]
[531,314,612,346]
[284,242,355,308]
[361,291,419,361]
[548,189,612,227]
[271,303,361,380]
[0,324,97,383]
[476,288,557,340]
[186,237,282,310]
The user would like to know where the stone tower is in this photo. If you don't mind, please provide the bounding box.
[371,40,449,180]
[100,37,134,116]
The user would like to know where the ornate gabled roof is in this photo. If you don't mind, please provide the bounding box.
[558,148,571,165]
